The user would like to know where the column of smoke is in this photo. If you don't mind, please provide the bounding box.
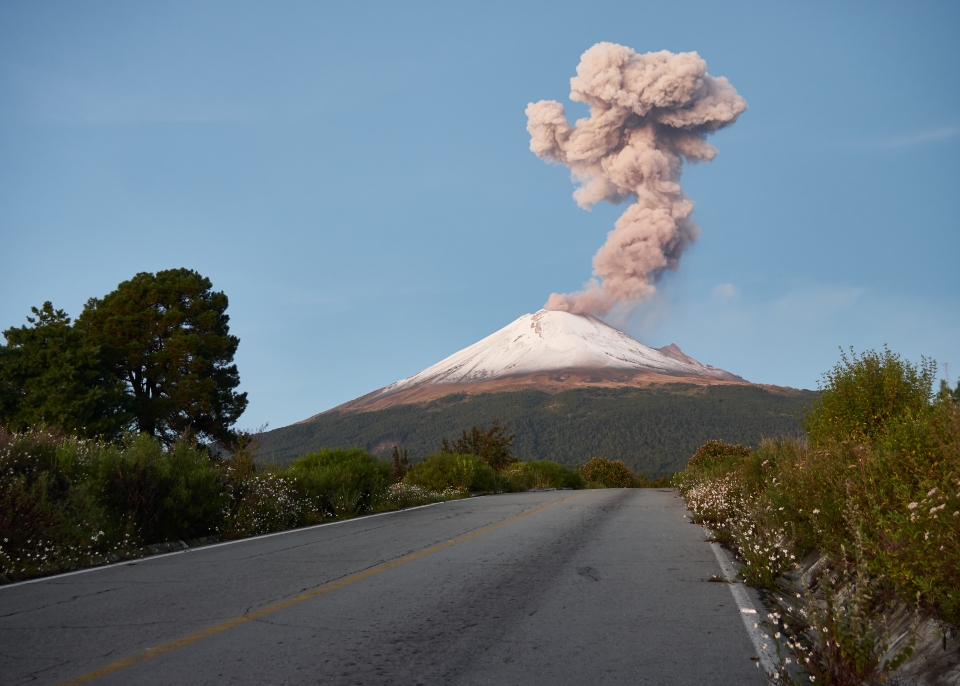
[526,42,747,315]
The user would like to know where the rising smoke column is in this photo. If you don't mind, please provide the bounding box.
[526,43,747,315]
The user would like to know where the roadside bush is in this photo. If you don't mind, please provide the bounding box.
[687,439,751,469]
[383,482,464,509]
[0,431,462,583]
[674,348,960,680]
[219,464,318,539]
[634,473,676,488]
[94,434,227,543]
[0,428,121,579]
[580,457,634,488]
[502,460,584,490]
[290,448,391,517]
[404,452,499,493]
[0,429,226,579]
[441,420,517,470]
[804,347,937,447]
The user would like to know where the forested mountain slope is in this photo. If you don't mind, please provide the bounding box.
[259,384,816,477]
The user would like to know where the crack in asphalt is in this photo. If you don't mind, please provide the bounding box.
[0,587,120,619]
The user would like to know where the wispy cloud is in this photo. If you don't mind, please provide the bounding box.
[875,124,960,149]
[710,283,739,302]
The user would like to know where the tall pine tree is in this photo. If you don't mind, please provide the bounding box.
[0,302,130,438]
[77,269,248,447]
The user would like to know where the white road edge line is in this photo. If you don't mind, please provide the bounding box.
[707,532,779,679]
[1,501,448,590]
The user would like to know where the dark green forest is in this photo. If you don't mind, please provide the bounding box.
[258,384,818,477]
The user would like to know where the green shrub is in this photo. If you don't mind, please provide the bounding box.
[501,460,584,490]
[634,473,676,488]
[219,465,317,538]
[804,347,937,447]
[94,434,227,543]
[0,428,113,577]
[0,428,227,580]
[675,348,960,626]
[290,447,391,517]
[580,457,634,488]
[404,452,499,493]
[687,439,751,469]
[441,420,517,470]
[0,430,459,583]
[382,482,465,509]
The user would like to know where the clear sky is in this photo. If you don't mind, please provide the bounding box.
[2,0,958,430]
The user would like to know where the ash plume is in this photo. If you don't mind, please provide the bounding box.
[526,43,747,315]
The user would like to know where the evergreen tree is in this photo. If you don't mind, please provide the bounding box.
[442,419,516,470]
[0,302,130,438]
[77,269,247,447]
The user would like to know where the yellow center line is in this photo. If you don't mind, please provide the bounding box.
[58,492,584,685]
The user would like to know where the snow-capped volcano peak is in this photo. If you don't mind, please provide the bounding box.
[310,310,746,415]
[371,310,741,399]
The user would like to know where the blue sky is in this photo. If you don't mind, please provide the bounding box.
[2,0,958,430]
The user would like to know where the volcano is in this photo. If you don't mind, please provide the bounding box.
[314,310,745,415]
[263,311,810,470]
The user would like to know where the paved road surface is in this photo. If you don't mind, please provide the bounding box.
[0,489,769,685]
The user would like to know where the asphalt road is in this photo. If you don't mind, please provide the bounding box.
[1,489,769,685]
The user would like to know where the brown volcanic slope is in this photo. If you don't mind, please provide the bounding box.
[324,368,774,415]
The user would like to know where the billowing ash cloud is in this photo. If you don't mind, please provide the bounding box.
[526,43,747,315]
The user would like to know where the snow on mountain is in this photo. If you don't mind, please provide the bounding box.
[304,310,747,417]
[374,310,740,398]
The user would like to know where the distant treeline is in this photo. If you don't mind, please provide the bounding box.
[258,384,817,477]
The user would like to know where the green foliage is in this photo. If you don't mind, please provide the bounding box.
[676,348,960,629]
[0,429,458,583]
[259,385,816,477]
[580,457,634,488]
[0,303,130,439]
[943,378,960,404]
[404,452,500,493]
[391,445,410,481]
[804,347,937,447]
[441,419,517,470]
[290,448,391,517]
[501,460,585,490]
[687,439,751,469]
[0,428,226,579]
[76,268,247,447]
[93,434,227,543]
[0,270,248,448]
[219,462,318,539]
[634,473,676,488]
